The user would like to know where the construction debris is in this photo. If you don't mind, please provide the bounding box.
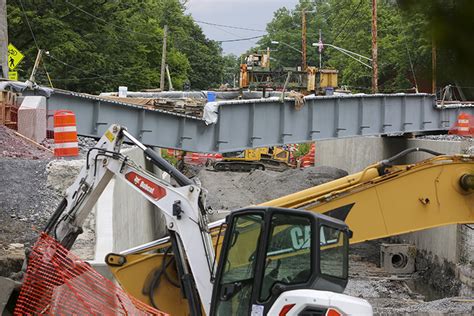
[102,96,206,117]
[0,91,19,130]
[0,125,51,159]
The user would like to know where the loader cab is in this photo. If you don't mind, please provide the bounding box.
[210,207,351,316]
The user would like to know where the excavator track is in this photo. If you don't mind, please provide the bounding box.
[213,161,265,172]
[260,158,290,172]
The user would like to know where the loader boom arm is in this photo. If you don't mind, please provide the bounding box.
[44,124,215,314]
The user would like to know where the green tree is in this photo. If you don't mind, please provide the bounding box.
[256,0,462,94]
[7,0,225,93]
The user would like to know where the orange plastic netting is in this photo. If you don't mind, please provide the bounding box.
[14,232,167,315]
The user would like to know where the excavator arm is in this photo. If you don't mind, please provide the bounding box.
[261,148,474,243]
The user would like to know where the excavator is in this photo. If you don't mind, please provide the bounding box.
[2,124,473,315]
[211,147,291,172]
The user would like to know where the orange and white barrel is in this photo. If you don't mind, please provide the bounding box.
[456,113,471,136]
[53,110,79,157]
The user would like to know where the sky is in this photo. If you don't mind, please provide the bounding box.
[186,0,300,56]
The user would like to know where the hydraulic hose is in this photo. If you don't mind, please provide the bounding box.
[147,247,180,309]
[380,147,444,166]
[121,129,192,187]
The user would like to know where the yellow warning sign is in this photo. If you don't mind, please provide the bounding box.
[8,71,18,81]
[8,43,25,70]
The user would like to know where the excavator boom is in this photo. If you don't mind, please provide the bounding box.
[261,150,474,243]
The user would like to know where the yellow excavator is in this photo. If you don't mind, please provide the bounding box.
[3,125,473,315]
[211,147,291,172]
[108,148,473,314]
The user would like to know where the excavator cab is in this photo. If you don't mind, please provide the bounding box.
[211,207,352,315]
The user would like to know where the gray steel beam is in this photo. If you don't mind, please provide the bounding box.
[40,90,473,153]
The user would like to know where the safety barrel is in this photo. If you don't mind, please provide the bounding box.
[53,110,79,157]
[449,112,473,137]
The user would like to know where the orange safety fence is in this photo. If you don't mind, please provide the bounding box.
[14,232,167,316]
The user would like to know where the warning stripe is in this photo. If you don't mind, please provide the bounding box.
[54,126,77,133]
[55,142,79,149]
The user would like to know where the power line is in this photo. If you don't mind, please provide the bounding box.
[194,20,266,32]
[50,73,130,82]
[332,0,364,42]
[17,0,40,50]
[64,0,158,38]
[17,0,56,86]
[209,23,247,39]
[217,35,265,43]
[46,53,144,75]
[46,53,102,76]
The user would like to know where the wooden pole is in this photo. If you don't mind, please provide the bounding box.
[432,36,437,95]
[0,0,8,79]
[160,25,168,91]
[371,0,378,93]
[302,9,306,70]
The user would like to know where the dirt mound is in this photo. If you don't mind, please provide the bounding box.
[0,125,52,160]
[197,166,348,210]
[244,166,348,203]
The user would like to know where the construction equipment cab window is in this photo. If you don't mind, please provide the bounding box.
[214,214,263,315]
[259,213,312,301]
[211,208,351,316]
[320,226,347,279]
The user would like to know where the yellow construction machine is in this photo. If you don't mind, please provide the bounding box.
[211,147,291,172]
[108,148,473,315]
[239,49,338,94]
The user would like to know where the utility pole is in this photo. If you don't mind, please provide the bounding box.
[371,0,378,93]
[160,25,168,91]
[301,9,307,70]
[0,0,8,79]
[432,36,436,96]
[318,29,322,69]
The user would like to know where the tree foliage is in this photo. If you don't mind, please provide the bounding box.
[7,0,226,93]
[257,0,470,95]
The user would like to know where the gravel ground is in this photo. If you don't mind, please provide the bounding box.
[0,127,58,252]
[196,166,348,210]
[0,131,101,279]
[417,134,469,141]
[0,126,58,279]
[0,125,52,159]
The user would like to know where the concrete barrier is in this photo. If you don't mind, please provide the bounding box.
[18,96,46,143]
[110,147,166,252]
